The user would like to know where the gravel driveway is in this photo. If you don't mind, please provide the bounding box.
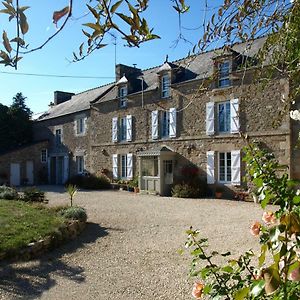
[0,187,264,300]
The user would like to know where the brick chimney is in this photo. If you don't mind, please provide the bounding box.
[115,64,141,82]
[54,91,75,105]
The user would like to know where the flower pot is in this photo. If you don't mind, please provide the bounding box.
[134,187,139,193]
[215,192,223,199]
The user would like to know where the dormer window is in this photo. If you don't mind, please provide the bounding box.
[218,61,230,88]
[119,86,127,108]
[161,74,170,98]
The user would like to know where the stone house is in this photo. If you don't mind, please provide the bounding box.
[88,37,293,196]
[1,36,298,196]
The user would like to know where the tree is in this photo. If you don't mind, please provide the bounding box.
[0,93,32,151]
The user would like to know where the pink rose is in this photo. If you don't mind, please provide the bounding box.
[262,211,276,225]
[289,267,300,281]
[192,282,204,299]
[250,221,261,236]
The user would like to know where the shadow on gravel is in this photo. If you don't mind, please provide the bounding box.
[0,223,108,299]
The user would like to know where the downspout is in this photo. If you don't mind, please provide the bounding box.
[141,76,144,108]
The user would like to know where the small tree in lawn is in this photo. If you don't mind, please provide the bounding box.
[66,184,78,207]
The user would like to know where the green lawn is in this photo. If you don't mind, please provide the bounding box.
[0,200,65,252]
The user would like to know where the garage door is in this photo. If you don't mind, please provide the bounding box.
[10,163,20,186]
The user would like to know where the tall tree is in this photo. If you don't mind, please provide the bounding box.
[0,93,32,151]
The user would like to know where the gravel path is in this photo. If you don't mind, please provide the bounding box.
[0,187,264,300]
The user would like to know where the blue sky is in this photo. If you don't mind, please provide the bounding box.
[0,0,221,115]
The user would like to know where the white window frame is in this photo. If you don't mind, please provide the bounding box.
[218,152,232,183]
[218,101,231,133]
[218,60,230,88]
[76,155,84,174]
[119,86,128,108]
[41,149,48,163]
[75,117,86,135]
[161,74,170,98]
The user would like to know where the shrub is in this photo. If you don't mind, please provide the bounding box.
[171,183,200,198]
[59,206,87,222]
[0,185,18,200]
[66,174,111,190]
[22,187,45,202]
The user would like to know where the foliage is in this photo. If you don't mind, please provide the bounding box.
[0,185,18,200]
[128,176,138,188]
[0,93,32,151]
[66,174,111,190]
[172,183,201,199]
[183,144,300,299]
[22,187,45,202]
[66,184,78,207]
[59,206,87,223]
[0,200,64,252]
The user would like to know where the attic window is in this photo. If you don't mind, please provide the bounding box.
[161,74,170,98]
[218,61,230,88]
[119,86,127,108]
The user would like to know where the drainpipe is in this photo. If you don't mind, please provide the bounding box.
[141,76,144,108]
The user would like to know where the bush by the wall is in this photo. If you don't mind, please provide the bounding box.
[22,187,45,202]
[0,185,18,200]
[66,174,111,190]
[171,183,201,198]
[59,206,87,222]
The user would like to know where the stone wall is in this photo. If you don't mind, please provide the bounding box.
[89,74,291,188]
[33,110,91,177]
[0,140,49,185]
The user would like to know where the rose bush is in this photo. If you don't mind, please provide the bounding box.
[183,143,300,299]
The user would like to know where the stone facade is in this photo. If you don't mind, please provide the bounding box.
[0,140,48,186]
[33,110,91,184]
[2,37,297,195]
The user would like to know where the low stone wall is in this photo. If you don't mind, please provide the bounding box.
[0,219,86,262]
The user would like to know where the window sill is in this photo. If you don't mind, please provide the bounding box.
[211,86,233,93]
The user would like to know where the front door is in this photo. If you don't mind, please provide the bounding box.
[26,161,34,185]
[10,163,20,186]
[56,156,64,184]
[163,160,173,196]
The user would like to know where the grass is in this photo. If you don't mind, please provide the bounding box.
[0,200,65,253]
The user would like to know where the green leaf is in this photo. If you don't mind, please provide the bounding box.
[83,23,102,32]
[259,244,267,267]
[2,30,11,53]
[86,4,99,19]
[221,266,233,273]
[234,287,250,300]
[293,195,300,204]
[116,12,133,26]
[19,11,29,34]
[18,6,30,12]
[110,0,123,14]
[250,280,265,297]
[203,284,212,295]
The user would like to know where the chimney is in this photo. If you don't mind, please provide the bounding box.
[54,91,75,105]
[115,64,141,82]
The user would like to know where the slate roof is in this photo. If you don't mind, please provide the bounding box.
[38,36,266,120]
[38,83,114,121]
[96,36,267,104]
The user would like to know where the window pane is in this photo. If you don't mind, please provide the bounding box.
[218,102,231,132]
[121,155,127,178]
[120,118,127,141]
[141,157,158,176]
[161,111,169,137]
[226,153,231,181]
[162,75,170,98]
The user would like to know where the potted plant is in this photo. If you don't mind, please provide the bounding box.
[215,186,223,199]
[128,176,139,193]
